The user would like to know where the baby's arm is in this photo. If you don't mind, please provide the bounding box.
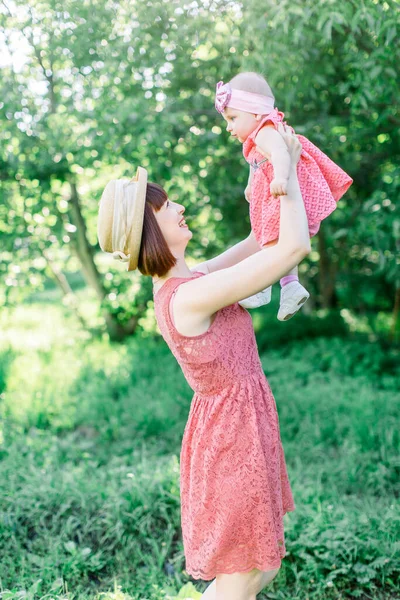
[192,231,261,275]
[255,126,291,196]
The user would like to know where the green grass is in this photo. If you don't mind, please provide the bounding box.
[0,302,399,600]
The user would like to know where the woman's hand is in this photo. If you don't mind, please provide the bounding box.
[276,122,302,167]
[270,178,287,197]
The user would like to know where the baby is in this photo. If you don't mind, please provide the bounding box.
[215,72,353,320]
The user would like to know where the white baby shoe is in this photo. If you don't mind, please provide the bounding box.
[277,281,309,321]
[239,286,272,309]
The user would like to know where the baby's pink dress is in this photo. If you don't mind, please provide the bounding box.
[243,109,353,246]
[154,272,295,581]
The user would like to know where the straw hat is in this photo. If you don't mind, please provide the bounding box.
[97,167,148,271]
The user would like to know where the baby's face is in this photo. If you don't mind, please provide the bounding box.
[222,107,259,143]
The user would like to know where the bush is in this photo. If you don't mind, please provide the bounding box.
[254,309,348,351]
[1,317,399,598]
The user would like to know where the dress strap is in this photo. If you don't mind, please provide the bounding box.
[154,273,205,335]
[253,108,285,138]
[250,156,269,172]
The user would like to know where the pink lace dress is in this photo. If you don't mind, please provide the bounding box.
[243,109,353,246]
[154,272,295,581]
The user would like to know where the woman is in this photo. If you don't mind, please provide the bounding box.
[97,126,310,600]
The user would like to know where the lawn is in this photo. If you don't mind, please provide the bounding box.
[0,301,399,600]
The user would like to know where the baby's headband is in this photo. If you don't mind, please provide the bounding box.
[215,80,275,115]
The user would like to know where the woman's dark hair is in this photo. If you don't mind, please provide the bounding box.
[138,182,177,277]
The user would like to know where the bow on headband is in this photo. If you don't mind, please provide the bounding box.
[215,81,232,113]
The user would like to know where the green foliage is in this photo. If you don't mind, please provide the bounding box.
[255,315,399,382]
[254,307,348,349]
[0,0,399,334]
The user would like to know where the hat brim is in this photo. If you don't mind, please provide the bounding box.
[126,166,148,271]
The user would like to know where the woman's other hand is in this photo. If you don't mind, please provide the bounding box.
[276,123,302,167]
[270,178,288,197]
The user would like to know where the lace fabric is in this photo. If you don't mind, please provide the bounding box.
[242,109,353,246]
[154,273,295,580]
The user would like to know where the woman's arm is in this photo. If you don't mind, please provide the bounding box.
[191,231,261,275]
[173,128,310,335]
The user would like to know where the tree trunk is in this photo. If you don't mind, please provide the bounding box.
[391,286,400,341]
[68,181,107,299]
[103,313,140,342]
[43,251,88,330]
[317,223,338,309]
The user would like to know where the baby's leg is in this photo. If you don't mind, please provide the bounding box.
[281,265,298,278]
[278,263,309,321]
[261,237,311,321]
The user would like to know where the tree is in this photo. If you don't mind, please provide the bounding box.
[1,0,398,339]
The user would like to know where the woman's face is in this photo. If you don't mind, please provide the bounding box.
[154,197,192,253]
